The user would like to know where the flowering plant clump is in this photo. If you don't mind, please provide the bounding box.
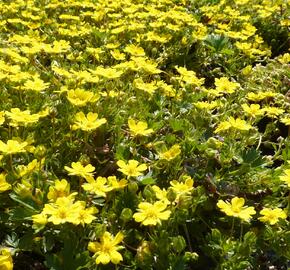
[0,0,289,269]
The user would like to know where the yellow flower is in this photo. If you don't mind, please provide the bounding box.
[43,197,83,225]
[32,212,48,229]
[92,67,123,79]
[23,76,49,92]
[229,117,252,130]
[214,77,240,94]
[133,78,158,95]
[82,176,113,197]
[194,101,218,110]
[52,66,71,78]
[175,66,204,87]
[65,162,95,180]
[47,179,71,201]
[152,185,170,205]
[214,121,232,133]
[5,108,45,126]
[262,107,284,118]
[278,53,290,64]
[66,89,95,107]
[70,201,98,226]
[279,169,290,187]
[86,47,104,61]
[117,160,147,177]
[0,111,5,125]
[88,231,124,265]
[214,117,252,133]
[16,159,44,178]
[159,144,181,161]
[0,173,11,193]
[72,112,107,131]
[170,177,194,200]
[241,103,264,117]
[0,140,28,155]
[146,32,171,44]
[0,248,13,270]
[110,49,126,61]
[107,176,128,190]
[217,197,256,222]
[280,117,290,126]
[133,201,171,226]
[258,208,287,225]
[124,44,145,56]
[128,119,153,137]
[247,91,277,102]
[44,40,71,54]
[131,57,161,74]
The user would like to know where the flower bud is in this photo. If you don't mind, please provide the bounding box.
[184,252,199,261]
[128,181,138,193]
[172,236,186,253]
[136,241,151,262]
[120,208,133,222]
[143,186,155,200]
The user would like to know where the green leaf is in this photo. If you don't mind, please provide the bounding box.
[45,254,62,270]
[140,177,156,185]
[18,231,34,250]
[9,193,40,211]
[9,207,35,221]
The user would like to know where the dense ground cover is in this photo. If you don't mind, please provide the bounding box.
[0,0,289,269]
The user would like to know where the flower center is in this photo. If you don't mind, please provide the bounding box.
[146,209,157,219]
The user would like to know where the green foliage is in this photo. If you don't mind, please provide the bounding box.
[0,0,289,269]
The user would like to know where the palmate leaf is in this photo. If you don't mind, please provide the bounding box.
[204,34,230,53]
[240,148,267,168]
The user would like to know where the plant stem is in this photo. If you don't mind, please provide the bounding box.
[9,154,15,175]
[230,217,235,238]
[183,223,193,252]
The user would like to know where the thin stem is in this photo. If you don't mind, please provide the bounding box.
[197,214,211,230]
[230,217,235,238]
[9,154,15,175]
[123,241,137,252]
[183,223,193,252]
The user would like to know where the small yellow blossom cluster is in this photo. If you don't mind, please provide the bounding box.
[200,1,274,57]
[82,176,127,197]
[133,177,194,226]
[217,197,287,225]
[33,196,97,227]
[215,117,252,133]
[65,162,128,196]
